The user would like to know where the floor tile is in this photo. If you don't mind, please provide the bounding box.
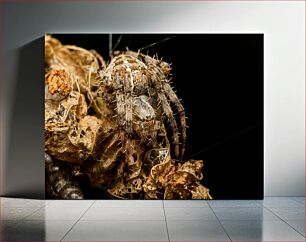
[92,200,163,208]
[286,220,305,236]
[167,220,230,241]
[213,207,279,220]
[292,197,305,206]
[46,200,94,208]
[0,207,39,220]
[62,220,168,241]
[208,199,263,207]
[165,207,217,221]
[0,196,304,242]
[268,207,305,220]
[164,200,209,208]
[221,220,305,241]
[0,198,47,207]
[1,220,75,241]
[264,197,304,207]
[25,207,88,220]
[81,207,165,220]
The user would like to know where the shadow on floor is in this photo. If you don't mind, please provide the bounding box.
[1,220,46,241]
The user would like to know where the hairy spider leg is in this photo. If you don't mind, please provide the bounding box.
[114,72,135,165]
[149,67,180,159]
[162,80,186,161]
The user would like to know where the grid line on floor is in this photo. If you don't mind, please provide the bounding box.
[264,206,305,238]
[207,200,233,242]
[0,197,305,242]
[162,200,170,242]
[60,200,96,241]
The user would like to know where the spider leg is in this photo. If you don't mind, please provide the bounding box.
[162,81,186,161]
[149,68,180,158]
[123,75,134,165]
[114,72,134,165]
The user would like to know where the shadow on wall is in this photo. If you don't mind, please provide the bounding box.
[4,37,45,199]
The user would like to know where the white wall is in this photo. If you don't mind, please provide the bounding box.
[2,1,304,197]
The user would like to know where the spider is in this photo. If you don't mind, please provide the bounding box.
[98,51,186,162]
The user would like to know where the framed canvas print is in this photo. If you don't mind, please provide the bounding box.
[45,34,263,200]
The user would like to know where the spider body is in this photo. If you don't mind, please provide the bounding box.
[98,52,186,161]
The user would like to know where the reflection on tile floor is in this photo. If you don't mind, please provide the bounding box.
[0,197,305,241]
[63,220,168,241]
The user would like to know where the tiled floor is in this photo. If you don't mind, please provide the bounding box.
[0,197,304,241]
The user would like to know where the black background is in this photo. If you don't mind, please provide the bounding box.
[52,34,264,199]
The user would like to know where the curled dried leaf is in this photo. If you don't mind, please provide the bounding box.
[143,159,212,200]
[45,69,72,100]
[68,115,103,153]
